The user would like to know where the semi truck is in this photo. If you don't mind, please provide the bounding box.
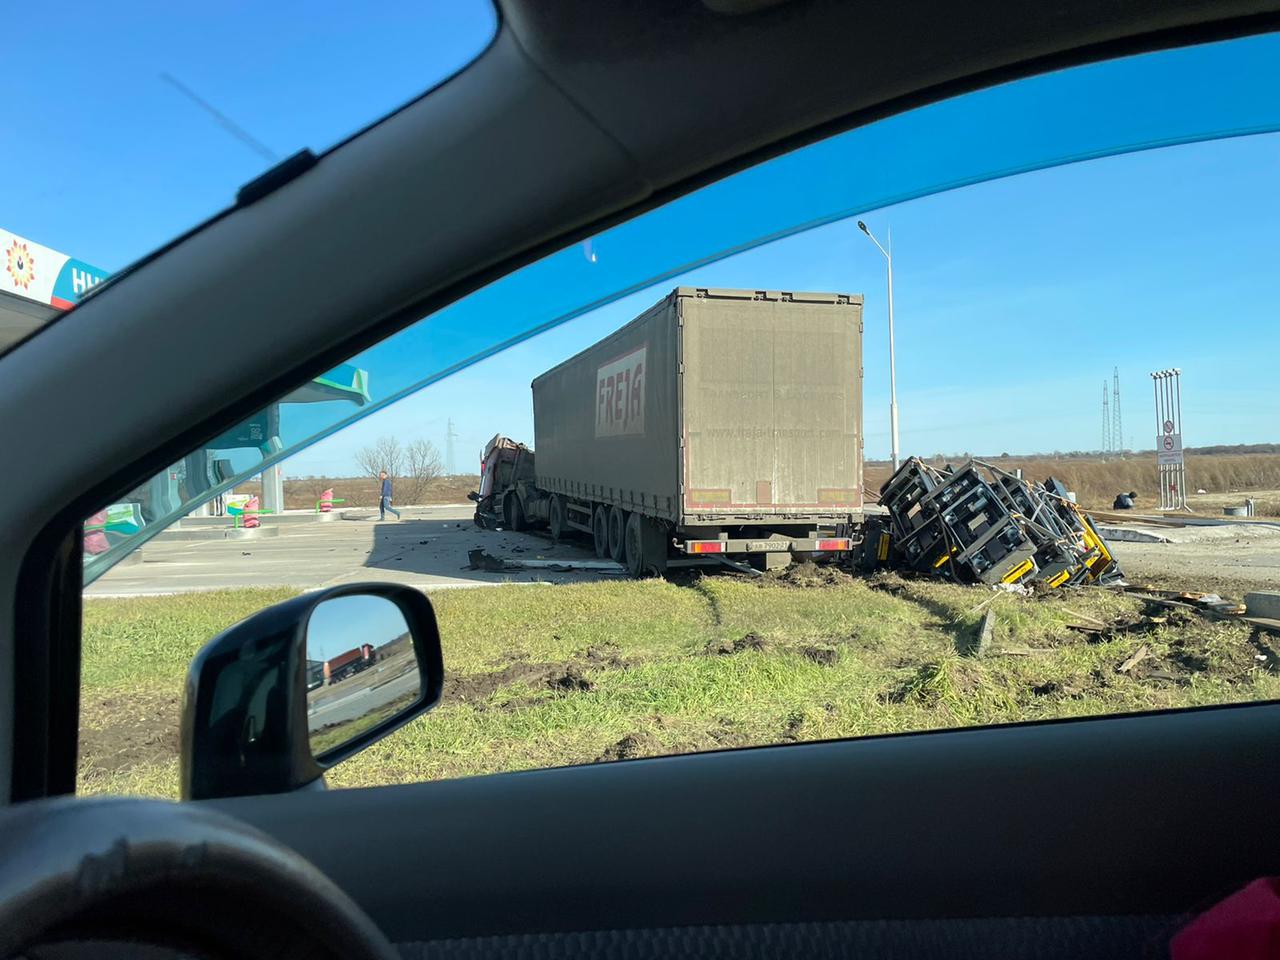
[323,643,378,685]
[306,660,325,692]
[471,286,866,575]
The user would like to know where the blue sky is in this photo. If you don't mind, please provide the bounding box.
[5,1,496,269]
[291,128,1280,473]
[8,7,1279,475]
[307,594,410,663]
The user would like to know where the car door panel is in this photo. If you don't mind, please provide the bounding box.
[211,703,1280,944]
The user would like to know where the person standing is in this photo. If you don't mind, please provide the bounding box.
[379,470,401,521]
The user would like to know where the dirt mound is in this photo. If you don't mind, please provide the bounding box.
[596,731,663,762]
[771,561,856,588]
[446,659,606,709]
[799,645,840,666]
[79,689,181,775]
[547,667,593,693]
[444,662,561,705]
[705,632,768,655]
[582,643,627,670]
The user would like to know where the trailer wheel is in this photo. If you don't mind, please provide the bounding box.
[625,514,669,577]
[504,493,526,532]
[624,513,643,576]
[592,506,610,558]
[608,506,627,562]
[548,495,566,541]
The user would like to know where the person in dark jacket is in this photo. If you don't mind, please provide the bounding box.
[379,471,401,521]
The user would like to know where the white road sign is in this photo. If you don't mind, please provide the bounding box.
[1157,432,1183,466]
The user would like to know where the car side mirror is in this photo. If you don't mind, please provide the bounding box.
[179,583,444,801]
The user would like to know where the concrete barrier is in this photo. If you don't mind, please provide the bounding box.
[1245,592,1280,620]
[1094,525,1171,544]
[155,525,282,542]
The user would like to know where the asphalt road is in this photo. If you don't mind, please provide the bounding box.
[1108,520,1280,594]
[308,667,420,730]
[83,503,1280,600]
[86,504,608,597]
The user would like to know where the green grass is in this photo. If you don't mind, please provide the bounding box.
[79,573,1280,798]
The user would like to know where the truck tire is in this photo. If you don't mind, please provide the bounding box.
[548,495,566,541]
[608,506,627,562]
[592,506,610,558]
[504,493,526,532]
[643,516,669,575]
[625,513,669,577]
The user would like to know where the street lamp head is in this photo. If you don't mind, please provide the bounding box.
[857,220,869,234]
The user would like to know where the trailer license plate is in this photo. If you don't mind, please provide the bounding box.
[748,541,790,551]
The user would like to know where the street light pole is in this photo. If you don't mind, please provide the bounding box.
[858,220,900,471]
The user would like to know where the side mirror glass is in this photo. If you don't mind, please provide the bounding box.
[305,595,422,759]
[180,583,443,801]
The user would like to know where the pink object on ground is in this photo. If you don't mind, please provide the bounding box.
[320,488,335,513]
[243,496,261,528]
[1172,877,1280,959]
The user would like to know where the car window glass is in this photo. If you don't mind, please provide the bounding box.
[78,34,1280,798]
[1,1,497,352]
[76,31,1280,585]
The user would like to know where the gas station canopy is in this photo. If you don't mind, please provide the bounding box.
[1,227,110,351]
[2,227,371,413]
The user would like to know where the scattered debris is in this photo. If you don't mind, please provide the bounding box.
[705,633,767,655]
[1059,607,1108,627]
[465,548,625,574]
[597,731,662,762]
[1117,644,1152,674]
[968,608,996,658]
[864,457,1123,591]
[713,555,763,577]
[993,646,1055,657]
[467,549,508,572]
[1124,586,1273,631]
[800,645,840,666]
[547,667,593,693]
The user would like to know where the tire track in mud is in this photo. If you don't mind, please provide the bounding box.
[688,578,724,627]
[445,643,629,710]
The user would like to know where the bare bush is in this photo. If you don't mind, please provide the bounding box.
[355,436,404,479]
[401,439,444,504]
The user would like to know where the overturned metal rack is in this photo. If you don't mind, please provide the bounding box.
[865,458,1123,589]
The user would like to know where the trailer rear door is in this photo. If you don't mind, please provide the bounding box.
[679,289,862,517]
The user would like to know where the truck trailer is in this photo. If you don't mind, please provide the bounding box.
[473,286,865,575]
[323,643,377,685]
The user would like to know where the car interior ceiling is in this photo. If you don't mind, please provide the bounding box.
[3,0,1280,957]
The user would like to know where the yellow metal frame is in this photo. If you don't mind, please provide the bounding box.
[1000,557,1035,584]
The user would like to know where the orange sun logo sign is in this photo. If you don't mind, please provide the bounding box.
[5,240,35,291]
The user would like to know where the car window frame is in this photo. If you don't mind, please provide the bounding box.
[13,15,1280,803]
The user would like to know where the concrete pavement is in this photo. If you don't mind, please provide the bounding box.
[308,668,420,729]
[86,504,607,598]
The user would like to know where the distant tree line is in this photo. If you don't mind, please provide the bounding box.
[354,435,444,504]
[861,442,1280,465]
